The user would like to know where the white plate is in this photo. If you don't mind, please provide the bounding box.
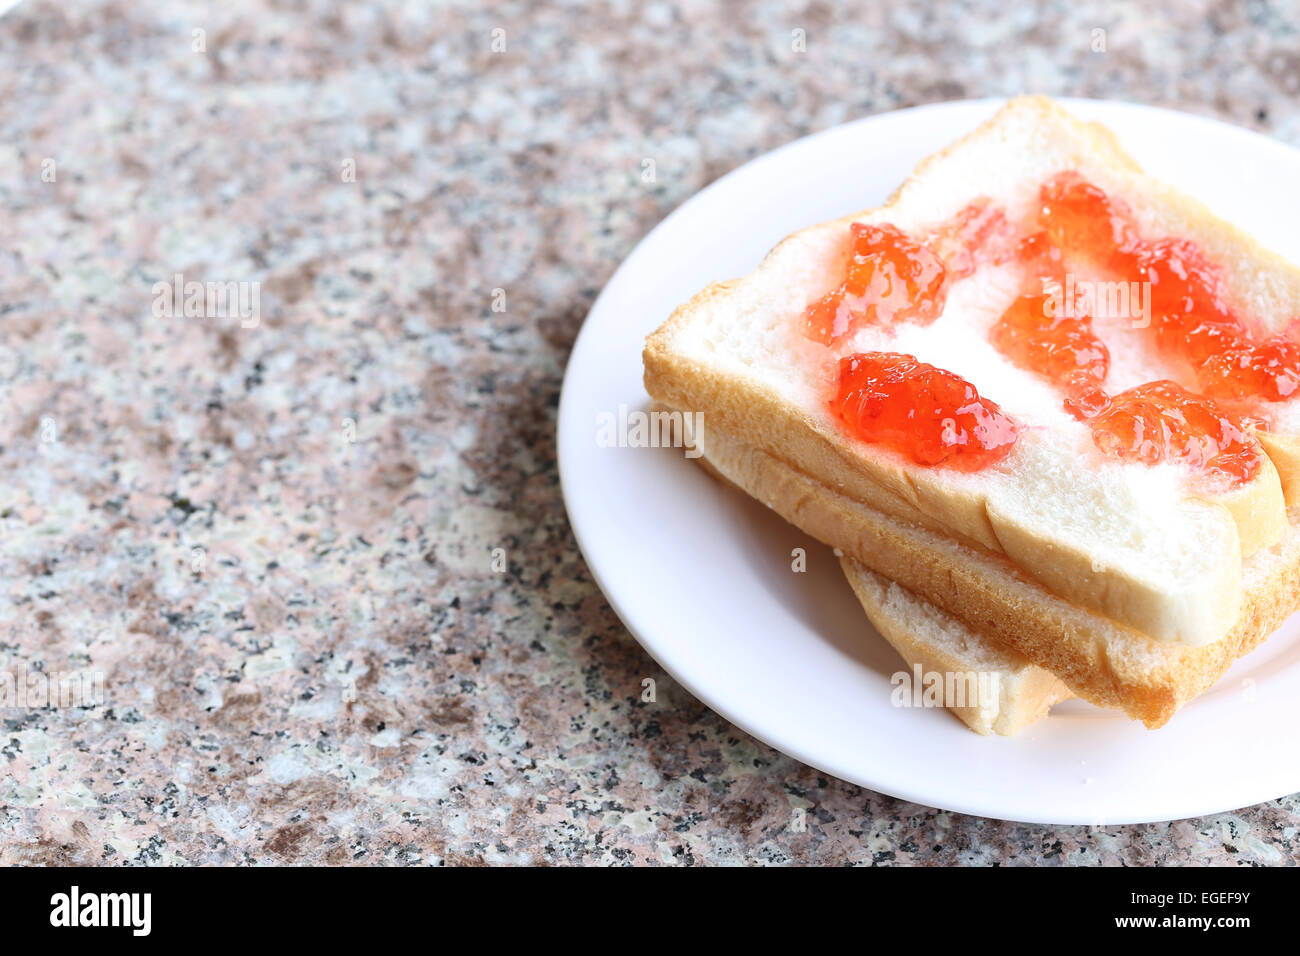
[557,98,1300,825]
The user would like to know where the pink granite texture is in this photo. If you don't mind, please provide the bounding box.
[0,0,1297,864]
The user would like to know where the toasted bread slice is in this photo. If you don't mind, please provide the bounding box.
[645,96,1300,646]
[693,423,1300,727]
[840,559,1073,736]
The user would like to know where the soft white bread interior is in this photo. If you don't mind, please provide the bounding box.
[644,96,1300,648]
[840,559,1073,736]
[692,423,1300,728]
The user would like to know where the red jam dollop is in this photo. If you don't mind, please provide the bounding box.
[1133,238,1300,402]
[804,222,948,345]
[1038,171,1138,271]
[926,198,1016,279]
[1031,173,1300,404]
[1015,230,1067,282]
[970,170,1294,487]
[989,288,1110,396]
[803,175,1286,487]
[1072,380,1262,485]
[830,352,1018,470]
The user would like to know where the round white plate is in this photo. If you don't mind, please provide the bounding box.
[557,98,1300,825]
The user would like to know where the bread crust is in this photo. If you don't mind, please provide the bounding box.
[696,425,1300,728]
[646,324,1249,645]
[839,559,1073,736]
[644,95,1300,646]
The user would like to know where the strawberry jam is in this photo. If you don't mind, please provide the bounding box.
[804,222,948,345]
[1015,230,1067,282]
[830,352,1017,470]
[926,198,1016,279]
[1131,238,1300,401]
[1197,334,1300,402]
[963,170,1297,487]
[1038,171,1138,271]
[1073,380,1261,485]
[1133,238,1243,359]
[1030,174,1300,404]
[801,174,1288,487]
[989,289,1110,394]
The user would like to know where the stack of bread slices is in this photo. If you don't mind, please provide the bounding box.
[643,97,1300,734]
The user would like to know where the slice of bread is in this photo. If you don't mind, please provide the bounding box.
[683,412,1072,735]
[692,423,1300,727]
[644,96,1300,648]
[840,559,1073,736]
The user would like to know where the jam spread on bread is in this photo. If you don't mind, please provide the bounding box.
[829,352,1017,470]
[1134,240,1300,402]
[1076,381,1262,485]
[807,172,1291,484]
[804,222,948,345]
[926,198,1016,279]
[806,218,1019,469]
[1037,171,1137,272]
[989,288,1110,395]
[1016,173,1273,481]
[1033,174,1300,403]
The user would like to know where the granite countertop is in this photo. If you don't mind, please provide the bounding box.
[1,0,1298,865]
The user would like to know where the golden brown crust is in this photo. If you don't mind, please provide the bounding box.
[1202,452,1288,557]
[839,558,1074,736]
[1257,431,1300,505]
[696,426,1300,728]
[643,95,1300,645]
[698,448,1072,735]
[649,317,1249,644]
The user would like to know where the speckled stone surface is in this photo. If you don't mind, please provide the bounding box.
[1,0,1298,865]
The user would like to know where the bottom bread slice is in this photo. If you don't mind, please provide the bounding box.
[695,424,1300,728]
[840,559,1073,736]
[691,429,1071,735]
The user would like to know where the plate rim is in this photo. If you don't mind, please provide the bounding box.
[557,96,1300,825]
